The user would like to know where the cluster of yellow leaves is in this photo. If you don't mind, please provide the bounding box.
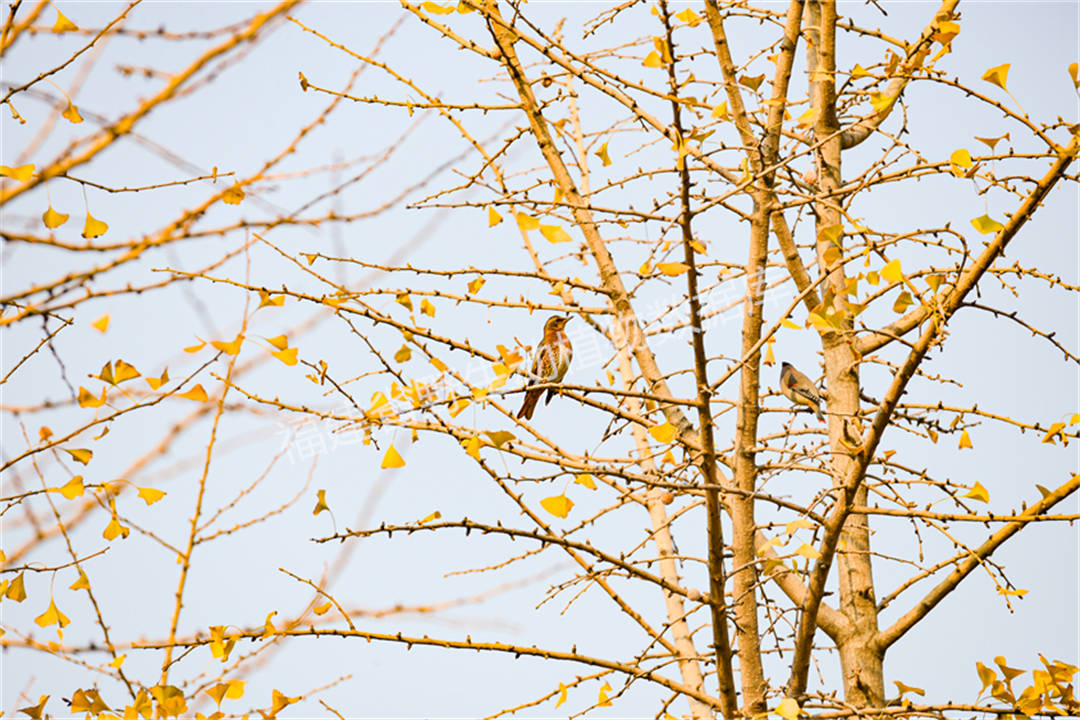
[977,655,1079,715]
[0,163,35,182]
[419,0,474,14]
[266,334,298,366]
[540,473,598,519]
[1041,413,1079,445]
[513,212,575,244]
[756,518,827,571]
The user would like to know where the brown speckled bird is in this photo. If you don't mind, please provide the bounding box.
[781,361,824,422]
[517,315,573,420]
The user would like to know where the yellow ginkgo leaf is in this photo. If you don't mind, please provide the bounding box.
[467,277,485,294]
[110,654,126,669]
[962,480,989,502]
[958,429,973,449]
[313,489,329,516]
[77,386,107,408]
[785,518,815,535]
[6,571,27,602]
[211,334,244,356]
[56,476,85,500]
[146,368,169,389]
[795,543,821,560]
[675,8,701,25]
[272,347,298,366]
[205,684,230,707]
[981,63,1010,90]
[996,586,1028,597]
[893,291,913,314]
[597,681,613,707]
[949,148,973,176]
[258,290,285,308]
[1041,421,1066,443]
[739,73,765,91]
[0,164,35,182]
[484,430,515,448]
[657,262,691,277]
[418,510,442,524]
[62,102,83,124]
[971,214,1004,235]
[541,494,573,518]
[488,206,503,227]
[555,682,568,708]
[113,358,140,383]
[65,448,93,465]
[222,183,245,205]
[448,398,470,417]
[795,107,818,129]
[91,314,110,333]
[266,334,289,350]
[574,473,596,490]
[870,92,894,113]
[851,64,869,78]
[420,298,436,317]
[137,487,166,505]
[69,569,90,591]
[781,318,801,329]
[178,384,209,402]
[381,444,406,469]
[649,421,675,443]
[540,224,572,244]
[881,258,903,284]
[894,680,926,697]
[263,691,298,719]
[82,213,108,239]
[463,435,482,460]
[775,697,801,720]
[515,213,540,231]
[396,293,413,311]
[68,565,93,595]
[53,8,77,32]
[975,133,1010,151]
[259,611,278,639]
[394,344,412,363]
[595,141,612,167]
[103,515,130,541]
[42,206,69,229]
[642,50,663,68]
[151,685,187,717]
[34,597,70,628]
[421,0,455,13]
[763,340,776,366]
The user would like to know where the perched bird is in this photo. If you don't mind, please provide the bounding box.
[781,361,824,422]
[517,315,573,420]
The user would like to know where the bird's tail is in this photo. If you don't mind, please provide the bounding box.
[517,387,542,420]
[814,402,825,422]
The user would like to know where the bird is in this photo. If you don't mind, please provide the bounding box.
[780,361,824,422]
[517,315,573,420]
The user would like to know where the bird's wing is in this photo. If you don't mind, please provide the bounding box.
[785,371,820,403]
[790,385,820,404]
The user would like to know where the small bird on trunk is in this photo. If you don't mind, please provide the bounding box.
[781,361,824,422]
[517,315,573,420]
